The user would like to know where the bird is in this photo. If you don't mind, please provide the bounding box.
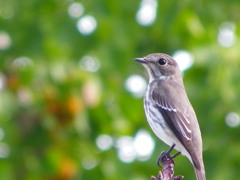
[134,53,206,180]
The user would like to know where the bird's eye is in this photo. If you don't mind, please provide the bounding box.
[158,58,167,65]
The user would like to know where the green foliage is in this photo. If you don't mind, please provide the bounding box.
[1,0,240,179]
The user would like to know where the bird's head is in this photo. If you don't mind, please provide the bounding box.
[134,53,181,82]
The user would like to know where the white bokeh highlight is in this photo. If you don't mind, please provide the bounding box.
[116,130,155,163]
[77,15,97,35]
[12,57,33,69]
[225,112,240,128]
[116,136,136,163]
[96,134,113,151]
[17,88,33,105]
[0,74,5,91]
[133,130,155,161]
[68,2,84,18]
[80,56,100,72]
[82,157,99,170]
[218,22,236,48]
[125,75,147,98]
[172,50,194,72]
[136,0,158,26]
[0,31,11,50]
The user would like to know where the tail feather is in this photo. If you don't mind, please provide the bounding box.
[194,168,206,180]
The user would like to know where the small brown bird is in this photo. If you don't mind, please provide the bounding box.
[134,53,206,180]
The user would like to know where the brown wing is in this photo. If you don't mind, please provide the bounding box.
[150,79,193,146]
[150,79,202,169]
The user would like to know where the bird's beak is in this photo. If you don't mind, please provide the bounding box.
[134,58,148,64]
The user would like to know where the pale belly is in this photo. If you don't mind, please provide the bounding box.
[144,98,191,161]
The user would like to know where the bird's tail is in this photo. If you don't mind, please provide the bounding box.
[194,168,206,180]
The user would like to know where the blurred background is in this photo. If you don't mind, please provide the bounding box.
[0,0,240,179]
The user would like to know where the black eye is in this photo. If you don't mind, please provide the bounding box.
[158,58,167,65]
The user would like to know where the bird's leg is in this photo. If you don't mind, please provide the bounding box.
[157,144,181,167]
[171,152,181,159]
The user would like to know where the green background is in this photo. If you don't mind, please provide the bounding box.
[1,0,240,179]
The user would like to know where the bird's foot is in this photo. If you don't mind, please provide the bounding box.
[157,144,181,167]
[152,144,184,180]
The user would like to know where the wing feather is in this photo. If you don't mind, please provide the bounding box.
[151,80,193,144]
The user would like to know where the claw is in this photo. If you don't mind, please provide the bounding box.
[157,144,181,167]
